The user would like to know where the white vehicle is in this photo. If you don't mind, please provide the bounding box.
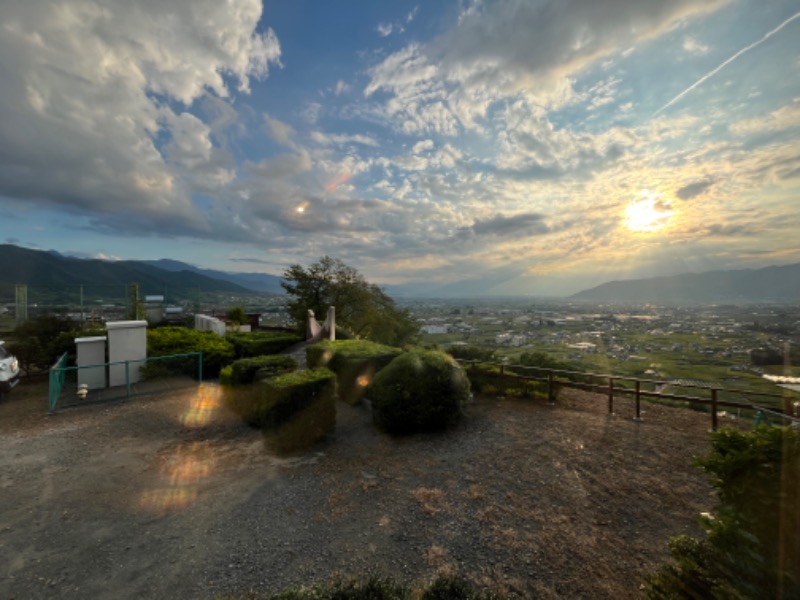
[0,341,20,398]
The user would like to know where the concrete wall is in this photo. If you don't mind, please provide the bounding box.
[195,314,226,337]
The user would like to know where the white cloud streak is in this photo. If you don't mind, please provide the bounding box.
[654,11,800,116]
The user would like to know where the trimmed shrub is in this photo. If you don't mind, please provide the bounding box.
[229,355,297,385]
[226,367,336,429]
[307,340,402,405]
[147,326,234,378]
[368,349,471,434]
[227,331,303,359]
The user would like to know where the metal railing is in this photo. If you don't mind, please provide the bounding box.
[48,352,202,413]
[459,360,800,431]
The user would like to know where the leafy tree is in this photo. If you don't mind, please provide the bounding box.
[8,315,88,372]
[281,256,418,346]
[225,305,247,325]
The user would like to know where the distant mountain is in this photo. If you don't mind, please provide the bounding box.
[140,259,283,294]
[0,244,251,295]
[570,263,800,304]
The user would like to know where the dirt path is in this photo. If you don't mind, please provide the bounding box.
[0,382,735,599]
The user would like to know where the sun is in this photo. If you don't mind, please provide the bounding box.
[624,196,672,232]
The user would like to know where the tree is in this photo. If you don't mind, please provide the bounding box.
[281,256,418,346]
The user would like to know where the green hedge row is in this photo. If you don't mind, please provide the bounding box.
[221,354,297,386]
[307,340,402,405]
[147,326,234,378]
[227,331,303,359]
[225,367,336,430]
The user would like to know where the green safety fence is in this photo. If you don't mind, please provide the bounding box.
[48,352,202,413]
[48,352,68,411]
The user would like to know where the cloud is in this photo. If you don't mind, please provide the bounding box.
[363,0,727,136]
[682,35,710,56]
[264,113,297,148]
[310,131,379,147]
[676,179,714,200]
[334,80,350,96]
[465,213,550,237]
[376,23,393,37]
[0,0,281,236]
[730,99,800,136]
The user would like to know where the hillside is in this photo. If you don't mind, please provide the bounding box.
[0,244,250,295]
[141,259,283,294]
[571,263,800,304]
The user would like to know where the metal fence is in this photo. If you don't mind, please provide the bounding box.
[459,359,800,431]
[48,352,202,413]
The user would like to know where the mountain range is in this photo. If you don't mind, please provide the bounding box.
[0,244,262,296]
[569,263,800,304]
[1,244,798,303]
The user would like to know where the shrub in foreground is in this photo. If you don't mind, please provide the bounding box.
[223,575,509,599]
[368,349,471,434]
[307,340,402,405]
[225,367,335,430]
[645,426,800,599]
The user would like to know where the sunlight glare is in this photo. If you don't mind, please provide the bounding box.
[624,196,672,232]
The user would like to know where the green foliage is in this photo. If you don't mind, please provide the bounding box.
[147,326,234,378]
[7,315,105,372]
[445,345,496,362]
[307,340,402,405]
[225,367,336,430]
[516,351,574,372]
[368,349,471,434]
[228,355,297,385]
[422,576,507,600]
[646,426,800,599]
[225,306,247,325]
[227,331,303,359]
[282,256,419,346]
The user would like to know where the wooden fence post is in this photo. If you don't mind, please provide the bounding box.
[711,388,718,431]
[608,377,614,415]
[634,380,642,421]
[547,372,555,405]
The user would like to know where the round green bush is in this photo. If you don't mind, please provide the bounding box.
[367,349,471,434]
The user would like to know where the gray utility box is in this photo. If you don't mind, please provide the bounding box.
[75,336,107,390]
[106,320,148,387]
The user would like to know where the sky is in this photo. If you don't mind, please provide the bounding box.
[1,0,799,296]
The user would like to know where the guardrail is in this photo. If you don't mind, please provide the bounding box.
[458,360,800,431]
[48,352,202,413]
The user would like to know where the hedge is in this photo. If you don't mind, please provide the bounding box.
[306,340,403,405]
[225,367,336,430]
[368,349,471,434]
[227,331,303,359]
[226,355,297,386]
[147,326,234,378]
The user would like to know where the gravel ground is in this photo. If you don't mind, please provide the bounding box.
[0,380,738,599]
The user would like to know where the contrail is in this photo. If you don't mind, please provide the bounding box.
[653,11,800,117]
